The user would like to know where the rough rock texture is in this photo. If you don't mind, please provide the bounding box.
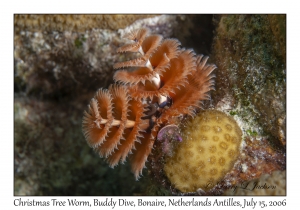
[14,15,185,99]
[14,15,156,32]
[212,14,286,146]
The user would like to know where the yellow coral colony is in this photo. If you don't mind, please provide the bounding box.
[164,110,243,193]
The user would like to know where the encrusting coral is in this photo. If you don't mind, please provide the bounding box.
[164,110,242,193]
[82,28,216,179]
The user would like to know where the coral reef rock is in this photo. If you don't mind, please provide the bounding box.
[14,14,157,32]
[212,15,286,146]
[14,15,182,99]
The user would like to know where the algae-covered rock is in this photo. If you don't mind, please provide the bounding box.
[212,15,286,146]
[268,15,286,65]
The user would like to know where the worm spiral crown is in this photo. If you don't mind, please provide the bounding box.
[82,28,216,179]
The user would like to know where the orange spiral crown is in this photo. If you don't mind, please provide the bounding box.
[82,28,216,179]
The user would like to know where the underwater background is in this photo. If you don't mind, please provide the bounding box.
[14,14,286,196]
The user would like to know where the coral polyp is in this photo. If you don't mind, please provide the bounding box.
[82,27,216,179]
[164,110,242,193]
